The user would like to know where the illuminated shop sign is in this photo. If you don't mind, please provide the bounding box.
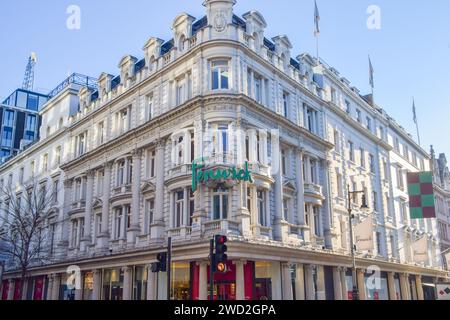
[191,158,254,192]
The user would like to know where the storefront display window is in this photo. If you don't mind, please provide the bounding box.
[83,272,94,300]
[171,262,190,300]
[102,268,124,300]
[133,266,148,300]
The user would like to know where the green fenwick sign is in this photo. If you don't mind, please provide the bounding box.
[191,158,254,192]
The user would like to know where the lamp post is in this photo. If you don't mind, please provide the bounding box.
[347,185,369,301]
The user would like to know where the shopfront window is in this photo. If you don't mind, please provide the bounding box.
[365,272,389,300]
[102,268,124,300]
[83,272,94,300]
[171,262,191,300]
[133,266,148,300]
[255,262,272,301]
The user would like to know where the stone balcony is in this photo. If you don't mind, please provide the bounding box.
[304,182,325,205]
[112,184,132,196]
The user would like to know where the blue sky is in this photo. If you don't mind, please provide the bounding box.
[0,0,449,156]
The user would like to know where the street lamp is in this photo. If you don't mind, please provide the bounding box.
[347,185,369,301]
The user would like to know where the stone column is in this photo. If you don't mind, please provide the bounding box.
[296,149,306,226]
[7,279,15,300]
[294,264,305,300]
[235,261,245,300]
[340,268,348,300]
[399,273,410,300]
[151,140,166,240]
[333,267,343,300]
[129,150,142,243]
[199,262,208,301]
[98,162,113,249]
[272,130,286,241]
[357,269,366,300]
[304,265,315,300]
[316,265,326,300]
[46,276,54,301]
[81,171,95,251]
[387,272,397,300]
[52,274,61,300]
[122,267,133,301]
[415,275,424,300]
[281,263,293,300]
[146,267,157,301]
[92,270,102,300]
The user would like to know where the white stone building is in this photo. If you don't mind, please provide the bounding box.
[0,0,448,301]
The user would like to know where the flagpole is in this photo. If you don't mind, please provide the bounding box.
[315,34,320,65]
[413,98,422,147]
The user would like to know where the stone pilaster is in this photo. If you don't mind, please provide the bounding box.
[81,171,95,251]
[199,262,208,301]
[304,265,315,300]
[333,267,343,300]
[387,272,397,300]
[122,267,133,300]
[315,265,326,300]
[415,275,424,300]
[92,269,102,300]
[235,261,245,300]
[128,149,142,243]
[294,264,305,300]
[357,269,366,300]
[146,266,157,301]
[98,161,113,249]
[151,140,166,240]
[281,263,293,300]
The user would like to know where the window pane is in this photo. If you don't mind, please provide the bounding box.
[212,71,219,90]
[221,70,229,89]
[222,195,228,219]
[213,195,220,220]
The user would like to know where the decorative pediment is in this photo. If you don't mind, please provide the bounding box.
[78,86,94,109]
[283,180,296,191]
[118,55,138,82]
[93,197,103,208]
[243,10,267,32]
[172,13,196,42]
[98,72,114,95]
[143,37,165,60]
[141,180,156,193]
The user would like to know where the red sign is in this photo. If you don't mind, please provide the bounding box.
[374,292,379,300]
[348,291,353,300]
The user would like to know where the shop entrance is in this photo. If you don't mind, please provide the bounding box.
[255,279,272,300]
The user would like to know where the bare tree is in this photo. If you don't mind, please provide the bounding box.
[0,179,56,298]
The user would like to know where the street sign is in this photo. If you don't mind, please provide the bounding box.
[436,283,450,300]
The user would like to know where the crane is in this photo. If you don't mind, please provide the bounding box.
[22,52,37,91]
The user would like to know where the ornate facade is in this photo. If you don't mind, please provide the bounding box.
[0,0,448,301]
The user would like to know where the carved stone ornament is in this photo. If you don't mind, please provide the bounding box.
[214,11,227,33]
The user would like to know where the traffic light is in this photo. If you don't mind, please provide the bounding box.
[214,235,228,273]
[151,252,167,273]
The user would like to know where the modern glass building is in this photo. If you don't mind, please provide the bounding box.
[0,89,48,161]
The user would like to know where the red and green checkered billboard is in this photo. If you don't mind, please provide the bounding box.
[407,171,436,219]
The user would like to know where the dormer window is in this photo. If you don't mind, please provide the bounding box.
[211,60,229,90]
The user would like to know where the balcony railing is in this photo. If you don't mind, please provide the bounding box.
[113,184,132,196]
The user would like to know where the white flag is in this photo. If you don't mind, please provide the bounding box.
[354,217,374,251]
[412,236,428,263]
